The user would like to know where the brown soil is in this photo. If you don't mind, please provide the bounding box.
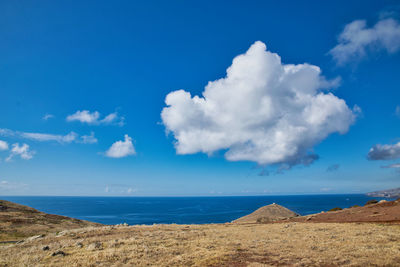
[283,199,400,223]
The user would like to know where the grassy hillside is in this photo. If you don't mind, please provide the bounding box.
[1,199,400,266]
[0,200,100,242]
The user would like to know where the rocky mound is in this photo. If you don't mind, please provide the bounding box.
[0,200,100,242]
[233,203,299,223]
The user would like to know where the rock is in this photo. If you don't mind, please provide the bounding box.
[379,200,387,203]
[26,234,45,242]
[51,250,66,257]
[76,242,83,248]
[56,231,68,236]
[42,246,50,251]
[87,241,102,251]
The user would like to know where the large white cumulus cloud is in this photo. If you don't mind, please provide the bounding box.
[161,41,356,166]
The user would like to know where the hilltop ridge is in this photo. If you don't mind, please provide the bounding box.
[0,200,100,242]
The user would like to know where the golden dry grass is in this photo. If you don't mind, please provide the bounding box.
[1,222,400,266]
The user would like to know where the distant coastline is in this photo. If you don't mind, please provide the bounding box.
[366,187,400,198]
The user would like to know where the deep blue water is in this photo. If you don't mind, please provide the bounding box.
[1,195,392,225]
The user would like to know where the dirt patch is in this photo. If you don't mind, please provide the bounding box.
[283,199,400,223]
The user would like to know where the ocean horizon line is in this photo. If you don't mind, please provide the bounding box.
[0,193,370,198]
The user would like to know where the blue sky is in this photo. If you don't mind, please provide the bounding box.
[1,0,400,196]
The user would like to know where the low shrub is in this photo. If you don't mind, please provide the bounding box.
[256,217,272,223]
[329,207,342,212]
[365,199,378,206]
[351,205,360,208]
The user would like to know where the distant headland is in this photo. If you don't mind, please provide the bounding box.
[366,187,400,198]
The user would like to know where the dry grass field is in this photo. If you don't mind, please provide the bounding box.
[1,222,400,266]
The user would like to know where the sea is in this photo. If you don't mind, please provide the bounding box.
[1,194,393,225]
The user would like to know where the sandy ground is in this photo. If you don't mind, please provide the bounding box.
[1,222,400,266]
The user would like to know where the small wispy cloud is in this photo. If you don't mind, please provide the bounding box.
[42,114,54,120]
[67,110,100,124]
[104,184,137,195]
[395,105,400,117]
[326,164,340,172]
[0,128,97,144]
[67,110,125,126]
[6,143,35,162]
[367,141,400,160]
[0,180,29,191]
[0,129,15,137]
[320,187,332,192]
[101,113,124,126]
[381,163,400,169]
[126,187,137,194]
[21,132,78,143]
[258,169,270,176]
[80,132,98,144]
[0,140,8,151]
[330,16,400,65]
[105,135,136,158]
